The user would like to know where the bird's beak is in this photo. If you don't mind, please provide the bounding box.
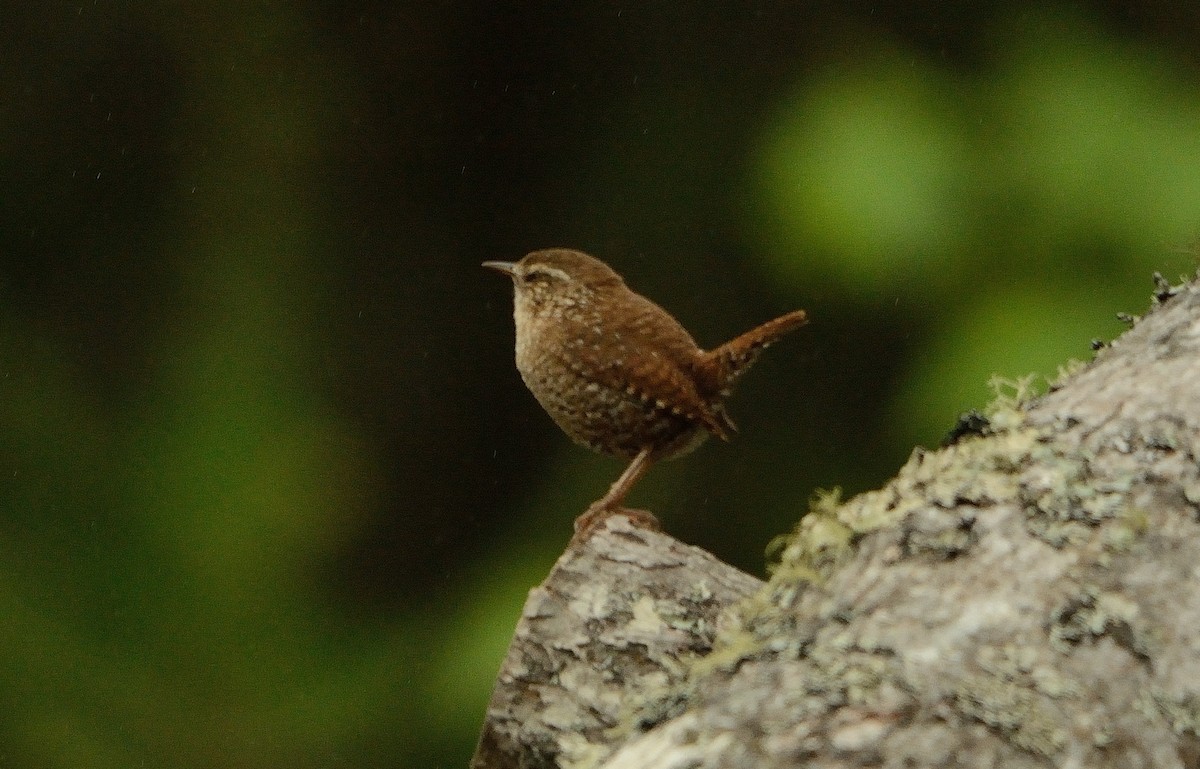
[482,261,517,277]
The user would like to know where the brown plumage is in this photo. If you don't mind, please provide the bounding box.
[484,248,807,528]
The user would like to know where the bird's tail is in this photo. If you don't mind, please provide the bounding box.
[698,309,808,398]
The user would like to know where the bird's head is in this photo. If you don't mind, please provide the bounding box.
[483,249,624,317]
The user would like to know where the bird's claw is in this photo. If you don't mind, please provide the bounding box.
[570,504,661,545]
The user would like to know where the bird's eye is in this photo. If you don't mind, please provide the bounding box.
[522,269,549,284]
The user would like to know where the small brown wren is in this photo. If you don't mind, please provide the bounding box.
[484,248,807,532]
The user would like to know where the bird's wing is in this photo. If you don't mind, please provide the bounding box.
[572,292,733,441]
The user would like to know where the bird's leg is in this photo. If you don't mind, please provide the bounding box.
[597,446,655,509]
[573,447,660,539]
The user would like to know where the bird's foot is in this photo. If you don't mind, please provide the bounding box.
[570,503,661,545]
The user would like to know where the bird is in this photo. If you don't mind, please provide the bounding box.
[484,248,808,534]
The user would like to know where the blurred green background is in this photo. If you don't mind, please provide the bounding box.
[1,2,1197,766]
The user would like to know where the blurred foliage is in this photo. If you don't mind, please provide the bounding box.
[1,2,1198,767]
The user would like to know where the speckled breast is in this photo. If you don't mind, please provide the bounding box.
[514,320,708,461]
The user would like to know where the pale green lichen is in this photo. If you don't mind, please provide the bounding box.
[1048,586,1149,660]
[1100,507,1149,556]
[1183,480,1200,506]
[1147,687,1200,738]
[685,356,1170,764]
[1051,358,1090,389]
[767,487,854,585]
[689,622,773,679]
[559,734,610,769]
[955,674,1069,756]
[987,373,1041,408]
[976,643,1038,678]
[1029,665,1082,700]
[766,382,1059,586]
[973,644,1082,701]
